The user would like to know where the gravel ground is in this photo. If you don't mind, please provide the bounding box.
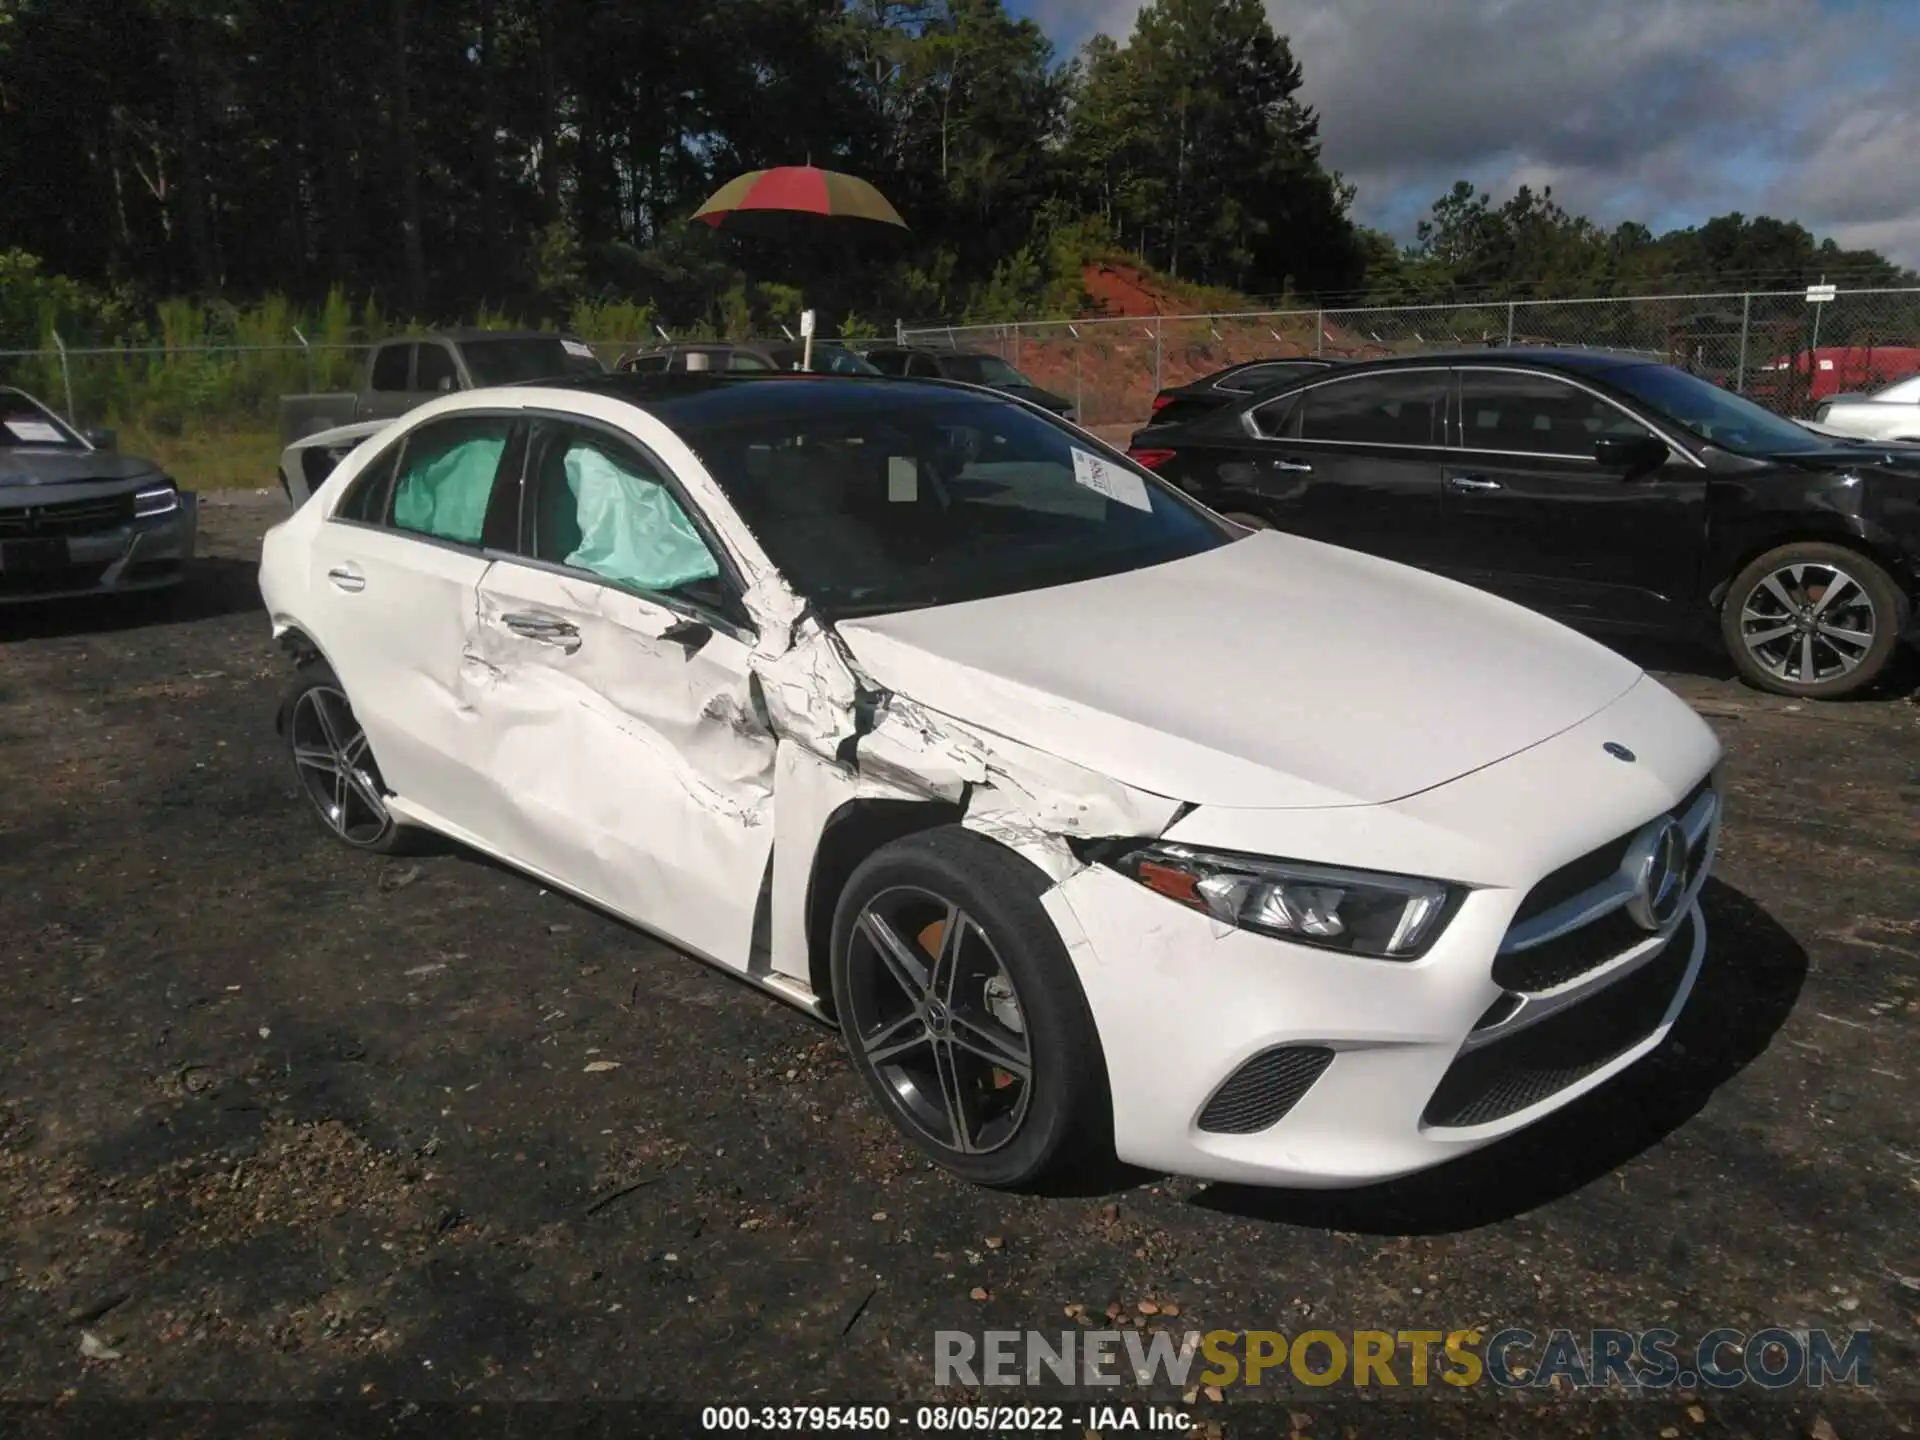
[1,495,1916,1439]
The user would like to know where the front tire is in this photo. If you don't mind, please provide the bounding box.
[1720,542,1907,699]
[829,827,1110,1189]
[280,662,417,853]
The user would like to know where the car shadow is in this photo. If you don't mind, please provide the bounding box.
[0,555,262,642]
[1183,878,1806,1234]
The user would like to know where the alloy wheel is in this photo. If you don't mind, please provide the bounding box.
[1737,561,1878,687]
[845,886,1033,1155]
[288,685,395,846]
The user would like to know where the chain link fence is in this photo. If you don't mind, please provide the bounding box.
[0,339,653,439]
[901,287,1920,431]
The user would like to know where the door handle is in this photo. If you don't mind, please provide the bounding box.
[1448,474,1503,492]
[1267,459,1313,473]
[501,610,582,648]
[326,564,366,593]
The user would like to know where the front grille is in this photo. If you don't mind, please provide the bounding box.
[1197,1045,1333,1134]
[1494,907,1647,992]
[1493,772,1717,995]
[0,493,134,538]
[1424,914,1695,1127]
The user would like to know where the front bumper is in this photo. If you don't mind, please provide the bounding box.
[0,493,198,603]
[1043,674,1724,1188]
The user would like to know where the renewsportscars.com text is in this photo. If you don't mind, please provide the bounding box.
[934,1327,1873,1390]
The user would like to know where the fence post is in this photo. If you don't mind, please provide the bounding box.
[1152,315,1162,393]
[895,317,906,346]
[1734,293,1751,393]
[1505,302,1516,346]
[1069,325,1082,421]
[51,329,75,424]
[1012,321,1021,371]
[293,326,314,393]
[1315,309,1324,358]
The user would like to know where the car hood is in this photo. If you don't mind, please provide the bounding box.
[1766,440,1920,474]
[0,448,161,490]
[835,532,1647,810]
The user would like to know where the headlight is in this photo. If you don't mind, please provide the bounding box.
[134,483,179,517]
[1108,843,1459,960]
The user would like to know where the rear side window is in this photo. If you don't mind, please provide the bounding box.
[622,353,669,373]
[370,344,412,392]
[335,441,404,523]
[1219,362,1319,394]
[1295,373,1444,446]
[866,350,910,375]
[415,343,459,393]
[390,415,515,545]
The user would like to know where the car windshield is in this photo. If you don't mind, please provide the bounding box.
[768,345,882,376]
[0,391,83,447]
[941,354,1031,388]
[462,336,604,384]
[1603,363,1829,456]
[679,389,1229,617]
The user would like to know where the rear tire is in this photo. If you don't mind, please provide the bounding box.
[1720,541,1906,699]
[279,661,420,853]
[829,826,1111,1190]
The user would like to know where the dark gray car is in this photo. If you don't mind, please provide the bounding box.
[0,388,196,603]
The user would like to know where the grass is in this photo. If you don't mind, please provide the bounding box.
[122,425,285,492]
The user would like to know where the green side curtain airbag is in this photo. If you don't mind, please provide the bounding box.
[561,443,720,592]
[393,435,504,543]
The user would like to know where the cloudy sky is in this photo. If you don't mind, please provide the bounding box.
[1010,0,1920,267]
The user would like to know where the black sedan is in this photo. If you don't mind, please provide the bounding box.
[863,346,1076,419]
[1147,356,1339,426]
[0,387,197,604]
[1128,349,1920,699]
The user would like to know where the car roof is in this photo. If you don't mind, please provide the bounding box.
[411,328,585,343]
[1331,345,1665,376]
[539,371,995,426]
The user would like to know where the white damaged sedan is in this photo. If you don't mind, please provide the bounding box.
[258,373,1723,1190]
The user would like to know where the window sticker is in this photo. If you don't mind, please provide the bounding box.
[1071,446,1152,512]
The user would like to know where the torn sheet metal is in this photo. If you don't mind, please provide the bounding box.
[461,565,778,969]
[765,741,930,985]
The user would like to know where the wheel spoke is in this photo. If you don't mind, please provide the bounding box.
[1799,632,1817,682]
[292,743,340,776]
[931,1038,977,1153]
[343,764,388,821]
[330,764,350,831]
[1815,623,1873,650]
[929,903,965,1005]
[858,911,931,1000]
[1759,573,1798,613]
[1742,622,1795,646]
[310,691,347,754]
[948,1011,1031,1079]
[863,1010,931,1066]
[1812,574,1856,617]
[339,728,372,768]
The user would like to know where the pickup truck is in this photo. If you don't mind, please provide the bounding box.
[277,329,607,445]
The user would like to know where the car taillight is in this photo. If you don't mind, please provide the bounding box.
[1128,447,1177,471]
[1150,393,1174,413]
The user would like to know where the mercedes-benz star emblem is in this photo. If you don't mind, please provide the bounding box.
[1604,742,1636,762]
[1623,816,1689,931]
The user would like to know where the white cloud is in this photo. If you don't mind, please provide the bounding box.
[1024,0,1920,267]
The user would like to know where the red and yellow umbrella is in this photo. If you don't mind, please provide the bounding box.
[693,166,907,229]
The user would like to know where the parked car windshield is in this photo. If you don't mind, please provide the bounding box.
[463,337,605,385]
[0,390,83,447]
[678,388,1229,617]
[1602,363,1829,456]
[941,354,1032,388]
[767,344,883,376]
